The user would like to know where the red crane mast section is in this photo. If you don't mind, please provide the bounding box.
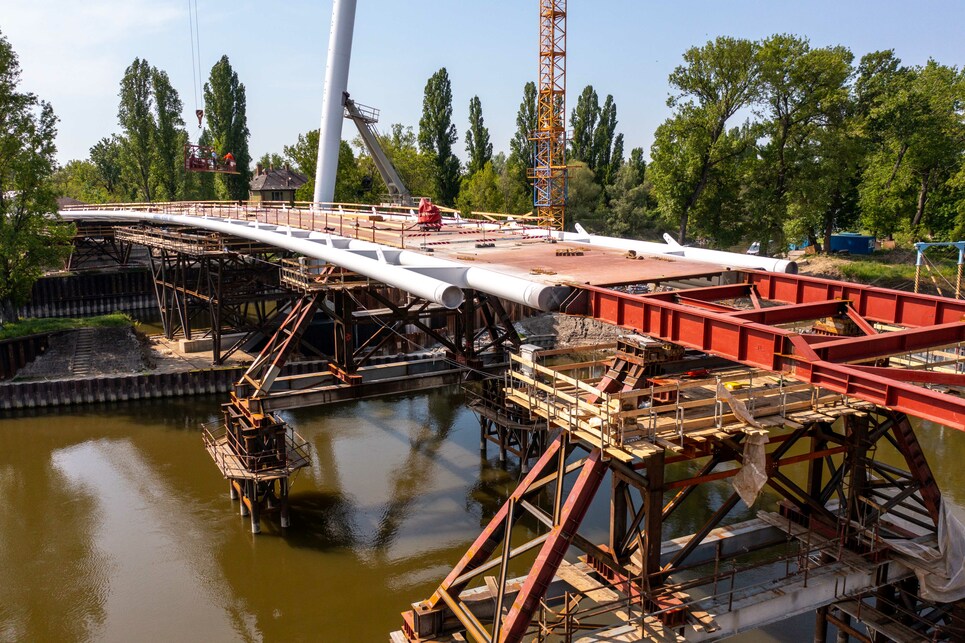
[566,269,965,431]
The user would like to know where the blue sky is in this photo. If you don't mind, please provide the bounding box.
[5,0,965,166]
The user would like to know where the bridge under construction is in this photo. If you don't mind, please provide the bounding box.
[59,200,965,642]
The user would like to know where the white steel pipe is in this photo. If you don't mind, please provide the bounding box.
[313,0,358,204]
[525,226,798,274]
[63,211,464,309]
[331,237,570,310]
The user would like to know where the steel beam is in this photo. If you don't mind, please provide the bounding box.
[577,284,965,430]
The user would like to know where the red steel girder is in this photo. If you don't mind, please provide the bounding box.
[811,321,965,363]
[849,365,965,387]
[746,270,965,327]
[499,449,608,643]
[727,299,849,325]
[578,284,965,430]
[423,435,565,612]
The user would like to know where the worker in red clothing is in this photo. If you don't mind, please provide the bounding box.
[223,151,236,171]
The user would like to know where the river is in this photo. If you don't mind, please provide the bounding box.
[1,388,962,642]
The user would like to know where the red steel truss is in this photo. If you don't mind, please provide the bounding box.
[566,270,965,430]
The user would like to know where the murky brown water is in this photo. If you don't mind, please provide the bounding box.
[1,390,962,642]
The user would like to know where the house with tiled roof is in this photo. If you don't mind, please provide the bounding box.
[248,163,308,203]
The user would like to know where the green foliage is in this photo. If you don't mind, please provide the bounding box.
[465,96,492,175]
[604,149,654,238]
[858,58,965,237]
[89,135,124,198]
[117,58,156,201]
[649,36,760,243]
[0,313,132,340]
[152,68,186,200]
[570,86,599,165]
[418,68,461,205]
[51,160,114,203]
[507,81,537,205]
[116,59,189,202]
[257,153,285,170]
[0,29,74,322]
[566,162,603,230]
[354,124,436,201]
[203,55,251,200]
[457,162,503,214]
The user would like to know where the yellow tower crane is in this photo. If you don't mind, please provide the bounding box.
[529,0,567,232]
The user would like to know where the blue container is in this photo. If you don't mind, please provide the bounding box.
[829,233,875,255]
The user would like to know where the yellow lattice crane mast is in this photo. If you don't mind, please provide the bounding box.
[529,0,567,232]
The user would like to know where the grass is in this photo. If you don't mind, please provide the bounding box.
[824,250,960,291]
[0,313,133,341]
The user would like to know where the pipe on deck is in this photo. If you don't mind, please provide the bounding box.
[66,211,464,309]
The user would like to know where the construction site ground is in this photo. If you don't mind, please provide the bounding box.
[12,326,254,380]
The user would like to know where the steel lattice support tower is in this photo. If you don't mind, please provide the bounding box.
[530,0,567,232]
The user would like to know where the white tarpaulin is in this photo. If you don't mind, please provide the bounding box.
[733,432,769,507]
[885,501,965,603]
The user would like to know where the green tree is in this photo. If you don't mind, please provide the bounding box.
[858,58,965,237]
[203,55,251,200]
[51,160,112,203]
[649,37,760,243]
[507,81,537,205]
[117,58,156,201]
[604,148,652,238]
[747,35,854,253]
[592,94,620,184]
[0,31,73,322]
[152,68,186,201]
[283,129,319,177]
[456,162,503,215]
[465,95,492,175]
[89,136,124,198]
[570,86,599,166]
[257,152,285,170]
[566,161,603,230]
[418,68,461,205]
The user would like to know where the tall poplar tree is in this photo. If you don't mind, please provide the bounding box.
[418,68,461,205]
[465,96,492,175]
[569,85,599,166]
[152,68,186,201]
[507,81,538,205]
[203,55,251,200]
[117,58,156,201]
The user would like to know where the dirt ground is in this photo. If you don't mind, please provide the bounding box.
[516,313,625,348]
[14,326,253,380]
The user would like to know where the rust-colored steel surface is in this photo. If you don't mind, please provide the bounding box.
[574,271,965,430]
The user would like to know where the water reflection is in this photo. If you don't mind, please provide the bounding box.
[1,394,963,641]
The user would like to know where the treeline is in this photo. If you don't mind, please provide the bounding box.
[55,55,251,204]
[57,35,965,251]
[651,36,965,252]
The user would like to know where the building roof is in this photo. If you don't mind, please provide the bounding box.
[249,167,308,192]
[57,196,86,208]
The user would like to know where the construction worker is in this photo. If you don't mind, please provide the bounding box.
[224,151,236,170]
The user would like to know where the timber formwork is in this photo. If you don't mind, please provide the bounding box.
[398,281,965,641]
[116,225,292,364]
